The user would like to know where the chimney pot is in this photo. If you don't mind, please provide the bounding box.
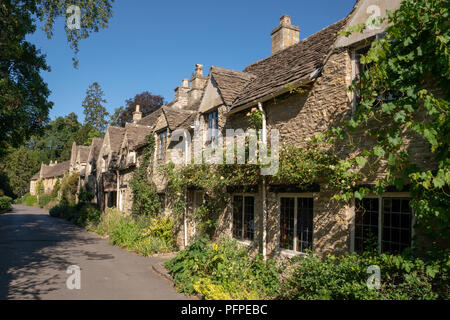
[132,104,142,123]
[195,64,203,76]
[182,79,189,87]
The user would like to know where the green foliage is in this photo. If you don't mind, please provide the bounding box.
[21,193,37,206]
[130,134,161,216]
[49,202,101,228]
[280,251,448,300]
[164,238,281,299]
[166,238,448,300]
[95,208,176,255]
[0,196,13,212]
[246,108,263,131]
[38,193,52,208]
[35,179,44,196]
[78,186,94,202]
[51,178,61,198]
[82,82,109,134]
[332,0,450,240]
[59,173,79,205]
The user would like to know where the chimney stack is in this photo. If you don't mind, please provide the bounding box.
[133,104,142,123]
[174,79,190,108]
[271,15,299,55]
[189,64,207,103]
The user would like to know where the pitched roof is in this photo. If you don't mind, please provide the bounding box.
[137,108,163,129]
[162,106,196,131]
[77,146,90,163]
[40,161,70,179]
[88,138,103,164]
[31,172,40,181]
[231,18,347,110]
[107,126,126,154]
[124,123,153,150]
[210,66,256,106]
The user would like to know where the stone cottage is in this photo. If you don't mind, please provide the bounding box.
[30,160,70,195]
[56,0,439,258]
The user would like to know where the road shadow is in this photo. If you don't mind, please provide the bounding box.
[0,205,111,300]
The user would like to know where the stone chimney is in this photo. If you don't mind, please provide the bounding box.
[271,15,300,55]
[132,104,142,123]
[174,79,190,108]
[189,64,207,103]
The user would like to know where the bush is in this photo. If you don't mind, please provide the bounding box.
[21,193,37,206]
[164,238,281,299]
[38,193,53,208]
[60,173,79,205]
[0,196,13,212]
[103,210,176,255]
[49,202,101,229]
[279,251,449,300]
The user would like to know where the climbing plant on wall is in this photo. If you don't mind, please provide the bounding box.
[332,0,450,240]
[130,134,161,216]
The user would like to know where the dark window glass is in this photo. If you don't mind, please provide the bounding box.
[355,198,379,253]
[232,196,243,239]
[206,111,219,142]
[244,196,254,241]
[297,198,314,252]
[232,196,254,241]
[381,198,412,253]
[280,198,295,250]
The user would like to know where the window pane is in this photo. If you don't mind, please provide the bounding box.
[243,196,254,241]
[297,198,313,252]
[280,198,295,250]
[355,198,379,253]
[382,198,412,254]
[232,196,243,239]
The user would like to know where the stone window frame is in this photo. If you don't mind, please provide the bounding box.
[158,129,168,161]
[349,192,416,254]
[276,193,315,256]
[204,109,219,145]
[231,193,255,246]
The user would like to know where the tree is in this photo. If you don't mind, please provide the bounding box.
[109,106,124,126]
[117,91,165,127]
[0,146,41,198]
[82,82,109,133]
[0,0,114,156]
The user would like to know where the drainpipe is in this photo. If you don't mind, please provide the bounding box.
[183,130,189,248]
[257,102,267,261]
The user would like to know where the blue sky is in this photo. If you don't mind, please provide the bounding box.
[27,0,356,122]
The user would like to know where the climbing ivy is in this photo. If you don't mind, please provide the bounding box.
[333,0,450,240]
[130,134,161,216]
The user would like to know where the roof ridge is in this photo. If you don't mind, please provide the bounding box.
[244,17,348,72]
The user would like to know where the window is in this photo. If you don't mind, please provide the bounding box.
[158,130,167,161]
[280,197,314,253]
[206,110,219,142]
[354,197,412,254]
[232,195,254,241]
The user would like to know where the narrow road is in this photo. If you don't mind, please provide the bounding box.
[0,205,189,300]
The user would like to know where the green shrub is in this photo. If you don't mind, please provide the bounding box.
[0,196,13,212]
[279,251,449,300]
[38,193,53,208]
[21,193,37,206]
[164,238,281,299]
[49,202,101,229]
[60,173,79,205]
